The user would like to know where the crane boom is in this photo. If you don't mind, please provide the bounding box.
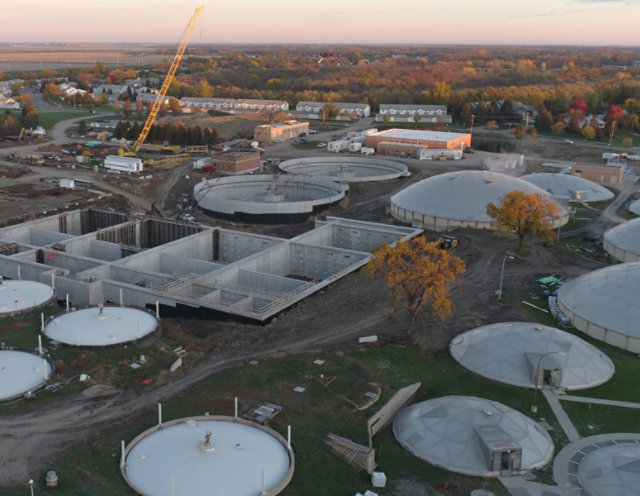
[123,5,204,155]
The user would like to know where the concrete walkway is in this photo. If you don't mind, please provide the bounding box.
[499,475,562,496]
[560,394,640,409]
[542,389,581,442]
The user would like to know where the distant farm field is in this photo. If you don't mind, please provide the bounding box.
[0,44,168,71]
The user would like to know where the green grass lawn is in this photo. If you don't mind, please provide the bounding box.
[3,272,639,495]
[37,111,94,130]
[293,140,322,150]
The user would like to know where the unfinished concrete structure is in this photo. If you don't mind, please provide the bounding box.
[194,175,347,222]
[0,209,420,321]
[278,156,409,183]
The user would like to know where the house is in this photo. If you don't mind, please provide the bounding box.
[0,95,20,110]
[376,104,451,123]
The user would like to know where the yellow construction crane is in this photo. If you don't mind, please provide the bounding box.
[120,5,204,156]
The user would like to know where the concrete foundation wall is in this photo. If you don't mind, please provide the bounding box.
[0,210,422,321]
[603,239,640,263]
[159,254,223,276]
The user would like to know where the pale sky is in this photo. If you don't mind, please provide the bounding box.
[3,0,640,45]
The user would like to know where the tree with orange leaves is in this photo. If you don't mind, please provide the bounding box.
[487,190,561,251]
[365,237,465,340]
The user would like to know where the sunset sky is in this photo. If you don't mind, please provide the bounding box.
[3,0,639,45]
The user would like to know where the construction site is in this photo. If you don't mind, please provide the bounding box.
[3,6,640,496]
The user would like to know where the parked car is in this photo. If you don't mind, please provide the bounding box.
[563,139,574,144]
[316,143,327,148]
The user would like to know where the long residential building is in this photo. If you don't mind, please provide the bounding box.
[295,101,370,119]
[180,97,289,114]
[376,104,451,123]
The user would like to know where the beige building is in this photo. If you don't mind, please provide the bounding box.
[365,129,471,157]
[211,150,261,174]
[571,164,624,184]
[253,121,309,143]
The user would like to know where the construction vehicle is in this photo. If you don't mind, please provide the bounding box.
[19,127,45,142]
[118,5,204,157]
[28,151,44,165]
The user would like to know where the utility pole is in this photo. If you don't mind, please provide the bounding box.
[525,112,530,132]
[470,114,475,137]
[609,120,617,150]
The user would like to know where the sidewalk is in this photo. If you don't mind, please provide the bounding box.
[542,389,580,442]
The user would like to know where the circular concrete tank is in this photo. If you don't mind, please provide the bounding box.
[393,395,554,477]
[557,262,640,352]
[194,174,346,223]
[44,305,158,346]
[390,170,568,231]
[521,173,614,202]
[603,218,640,262]
[0,279,55,317]
[278,156,409,182]
[628,199,640,216]
[0,349,53,401]
[122,415,294,496]
[450,322,614,390]
[553,434,640,496]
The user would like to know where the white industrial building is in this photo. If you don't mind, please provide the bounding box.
[450,322,614,390]
[557,262,640,352]
[376,104,451,123]
[390,170,569,231]
[603,218,640,262]
[104,155,144,173]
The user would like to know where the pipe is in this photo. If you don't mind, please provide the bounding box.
[155,301,160,319]
[41,312,44,332]
[51,273,55,289]
[17,266,21,280]
[38,335,42,355]
[119,288,123,306]
[287,425,291,449]
[235,396,238,421]
[158,403,162,425]
[120,440,125,468]
[66,294,69,312]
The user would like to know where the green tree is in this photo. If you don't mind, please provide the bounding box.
[622,137,633,149]
[195,79,214,98]
[534,106,553,133]
[364,236,465,345]
[413,113,421,123]
[581,125,596,140]
[623,98,640,115]
[77,120,87,136]
[429,81,451,105]
[321,102,339,121]
[487,190,562,251]
[515,126,525,138]
[168,97,181,113]
[459,104,472,126]
[20,101,38,129]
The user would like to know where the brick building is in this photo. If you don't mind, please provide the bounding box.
[211,150,261,174]
[571,164,624,184]
[253,121,309,143]
[365,129,471,157]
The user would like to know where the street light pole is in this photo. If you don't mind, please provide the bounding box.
[28,479,34,496]
[498,255,514,301]
[531,351,566,415]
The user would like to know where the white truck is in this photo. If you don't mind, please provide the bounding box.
[360,147,375,156]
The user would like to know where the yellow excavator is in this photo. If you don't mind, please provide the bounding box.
[119,5,204,157]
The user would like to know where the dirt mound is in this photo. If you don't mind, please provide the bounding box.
[37,143,62,153]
